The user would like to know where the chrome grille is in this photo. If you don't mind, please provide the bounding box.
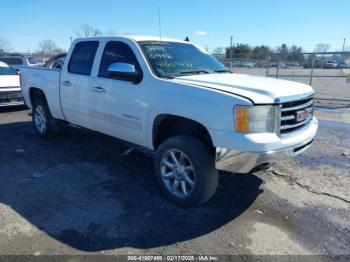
[279,96,314,135]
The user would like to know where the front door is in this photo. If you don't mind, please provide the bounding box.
[90,41,148,146]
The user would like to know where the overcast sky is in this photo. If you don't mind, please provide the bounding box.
[1,0,349,52]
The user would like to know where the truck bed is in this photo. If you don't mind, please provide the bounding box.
[21,67,64,120]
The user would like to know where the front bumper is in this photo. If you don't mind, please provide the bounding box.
[215,138,314,173]
[0,100,24,107]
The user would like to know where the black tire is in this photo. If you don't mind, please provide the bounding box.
[154,135,218,207]
[32,99,61,138]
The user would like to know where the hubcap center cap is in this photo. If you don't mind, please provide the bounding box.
[174,165,185,180]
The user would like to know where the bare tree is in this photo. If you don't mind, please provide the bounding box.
[212,47,224,54]
[0,37,12,52]
[314,43,331,53]
[105,30,116,36]
[38,39,63,55]
[75,24,102,38]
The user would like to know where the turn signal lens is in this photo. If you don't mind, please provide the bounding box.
[234,105,274,133]
[235,106,249,132]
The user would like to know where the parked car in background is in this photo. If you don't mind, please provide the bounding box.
[271,62,286,68]
[227,61,240,68]
[0,53,42,72]
[0,62,24,107]
[286,62,300,67]
[323,61,338,69]
[21,36,318,207]
[303,59,323,69]
[337,62,349,69]
[239,61,256,68]
[255,61,268,68]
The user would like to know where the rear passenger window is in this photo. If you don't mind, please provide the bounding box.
[99,41,141,78]
[68,41,99,75]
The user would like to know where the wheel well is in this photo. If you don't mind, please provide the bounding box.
[153,115,214,150]
[29,88,47,106]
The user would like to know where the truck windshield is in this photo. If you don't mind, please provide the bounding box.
[0,66,17,75]
[138,41,229,78]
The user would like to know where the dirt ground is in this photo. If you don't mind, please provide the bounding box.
[0,104,349,256]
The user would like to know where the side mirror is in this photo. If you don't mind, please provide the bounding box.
[108,62,141,83]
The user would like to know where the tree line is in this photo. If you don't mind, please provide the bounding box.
[212,43,336,63]
[212,43,305,62]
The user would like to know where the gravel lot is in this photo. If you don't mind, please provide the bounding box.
[0,105,349,256]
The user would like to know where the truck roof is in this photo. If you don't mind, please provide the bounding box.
[74,35,188,43]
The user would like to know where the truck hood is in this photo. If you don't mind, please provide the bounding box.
[171,73,314,104]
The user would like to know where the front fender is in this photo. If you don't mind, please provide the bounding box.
[146,81,252,149]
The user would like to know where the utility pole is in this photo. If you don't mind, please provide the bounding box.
[158,7,162,41]
[342,38,346,52]
[230,36,234,71]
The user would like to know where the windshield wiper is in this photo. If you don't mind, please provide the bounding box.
[180,70,210,75]
[213,69,231,73]
[164,70,210,78]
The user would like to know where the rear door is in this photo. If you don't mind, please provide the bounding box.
[60,41,99,130]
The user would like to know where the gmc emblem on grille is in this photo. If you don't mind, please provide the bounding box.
[296,108,312,122]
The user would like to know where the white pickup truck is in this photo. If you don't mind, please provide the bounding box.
[21,36,318,207]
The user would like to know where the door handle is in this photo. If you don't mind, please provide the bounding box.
[92,86,106,93]
[61,80,71,86]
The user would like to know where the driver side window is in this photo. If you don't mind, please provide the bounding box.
[99,41,141,79]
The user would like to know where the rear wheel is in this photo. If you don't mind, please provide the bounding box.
[154,135,218,207]
[32,100,60,138]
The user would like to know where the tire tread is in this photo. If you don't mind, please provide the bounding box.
[154,135,218,207]
[32,99,61,138]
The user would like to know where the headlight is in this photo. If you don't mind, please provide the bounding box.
[234,105,274,133]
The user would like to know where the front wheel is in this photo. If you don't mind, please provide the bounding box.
[32,100,61,138]
[154,135,218,207]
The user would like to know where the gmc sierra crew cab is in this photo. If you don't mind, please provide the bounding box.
[21,36,318,207]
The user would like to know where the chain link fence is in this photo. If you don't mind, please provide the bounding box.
[213,52,350,101]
